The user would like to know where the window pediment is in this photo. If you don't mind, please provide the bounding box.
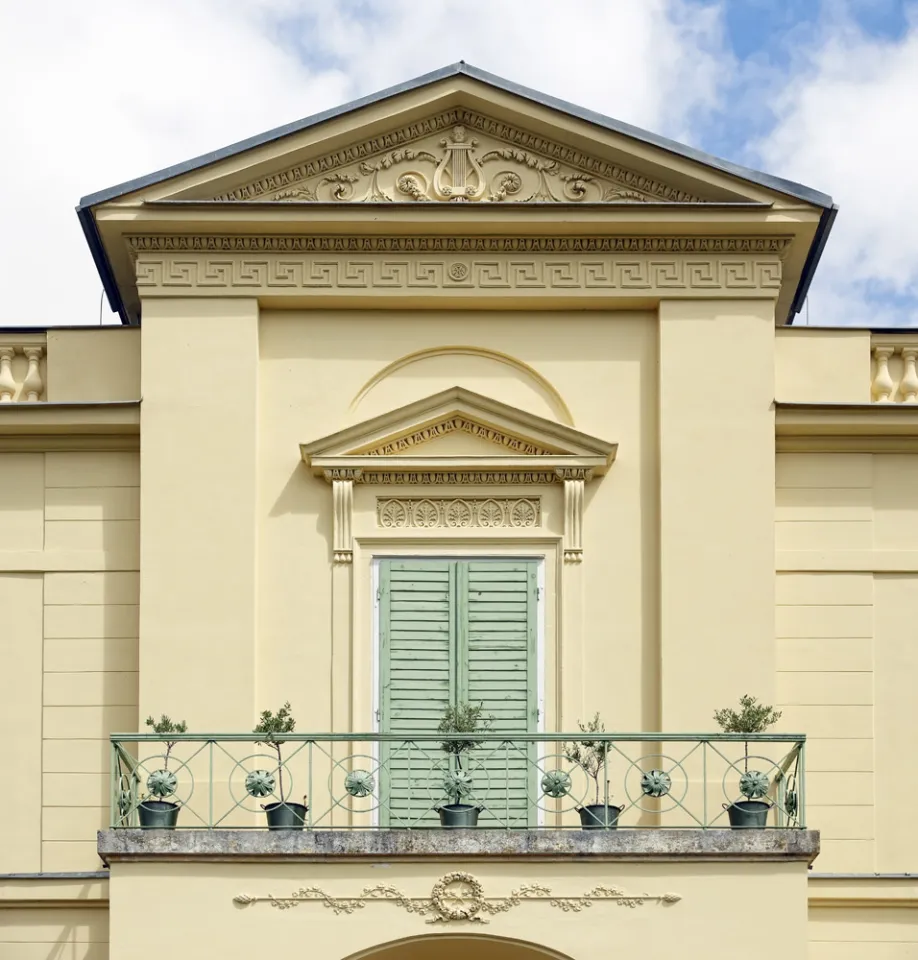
[299,386,616,484]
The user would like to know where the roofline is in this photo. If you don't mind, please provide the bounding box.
[75,60,836,326]
[787,203,838,325]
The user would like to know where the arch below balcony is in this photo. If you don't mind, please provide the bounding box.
[344,934,578,960]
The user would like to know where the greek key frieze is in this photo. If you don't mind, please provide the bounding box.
[134,254,783,292]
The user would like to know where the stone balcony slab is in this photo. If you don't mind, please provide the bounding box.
[98,828,819,865]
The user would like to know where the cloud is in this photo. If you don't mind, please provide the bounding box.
[752,8,918,326]
[0,0,729,326]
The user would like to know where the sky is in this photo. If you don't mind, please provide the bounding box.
[1,0,917,327]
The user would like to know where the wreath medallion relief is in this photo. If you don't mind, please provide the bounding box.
[234,870,681,922]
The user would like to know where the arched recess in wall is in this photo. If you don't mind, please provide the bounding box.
[343,933,578,960]
[350,346,574,426]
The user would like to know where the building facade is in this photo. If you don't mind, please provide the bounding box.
[1,64,916,959]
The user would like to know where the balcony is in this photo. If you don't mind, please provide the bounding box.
[102,731,810,843]
[98,732,817,960]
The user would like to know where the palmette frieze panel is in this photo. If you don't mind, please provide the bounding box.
[362,417,556,457]
[377,497,541,529]
[134,255,783,293]
[211,109,706,204]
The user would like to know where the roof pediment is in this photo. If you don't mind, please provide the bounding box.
[207,107,707,206]
[79,63,835,326]
[300,386,616,483]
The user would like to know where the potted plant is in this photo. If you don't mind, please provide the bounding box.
[139,714,187,828]
[564,714,622,829]
[713,694,782,829]
[253,702,308,830]
[436,702,491,827]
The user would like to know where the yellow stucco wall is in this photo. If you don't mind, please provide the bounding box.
[776,452,918,876]
[0,451,139,875]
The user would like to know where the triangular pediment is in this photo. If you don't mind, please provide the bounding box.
[80,64,834,326]
[206,107,706,206]
[300,387,616,482]
[90,66,829,211]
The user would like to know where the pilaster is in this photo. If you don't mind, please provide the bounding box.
[657,300,776,729]
[138,298,259,728]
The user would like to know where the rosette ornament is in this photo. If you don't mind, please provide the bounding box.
[344,769,375,798]
[540,769,572,799]
[442,770,474,800]
[146,769,177,798]
[245,769,276,798]
[738,769,770,800]
[640,769,672,798]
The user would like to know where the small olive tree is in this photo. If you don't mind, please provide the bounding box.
[564,713,612,806]
[713,694,782,772]
[254,702,296,804]
[145,714,187,770]
[437,702,492,804]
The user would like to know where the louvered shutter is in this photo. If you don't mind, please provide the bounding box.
[460,561,537,826]
[378,558,538,827]
[378,560,454,825]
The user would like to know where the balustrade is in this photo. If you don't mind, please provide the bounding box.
[871,338,918,403]
[0,338,45,402]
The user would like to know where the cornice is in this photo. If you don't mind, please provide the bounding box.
[0,402,140,451]
[127,235,792,256]
[775,402,918,452]
[310,456,610,481]
[209,107,707,205]
[0,402,139,434]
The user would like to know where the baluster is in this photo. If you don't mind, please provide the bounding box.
[871,346,896,402]
[22,346,43,401]
[901,348,918,403]
[0,347,16,402]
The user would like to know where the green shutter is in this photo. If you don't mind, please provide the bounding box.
[460,561,537,826]
[379,560,455,825]
[379,558,538,827]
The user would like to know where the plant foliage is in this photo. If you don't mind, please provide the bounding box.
[713,695,782,734]
[437,701,492,757]
[713,694,782,779]
[564,713,612,805]
[145,714,187,769]
[254,702,296,745]
[253,703,297,803]
[437,702,492,803]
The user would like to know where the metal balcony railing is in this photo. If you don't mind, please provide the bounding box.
[109,732,805,830]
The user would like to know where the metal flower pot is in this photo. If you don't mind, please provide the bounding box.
[578,804,622,830]
[724,800,771,829]
[263,801,308,830]
[138,799,180,829]
[437,803,482,827]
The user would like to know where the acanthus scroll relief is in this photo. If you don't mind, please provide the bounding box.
[212,108,707,205]
[377,497,541,529]
[266,126,655,204]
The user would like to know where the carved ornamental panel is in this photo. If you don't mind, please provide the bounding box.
[212,109,706,205]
